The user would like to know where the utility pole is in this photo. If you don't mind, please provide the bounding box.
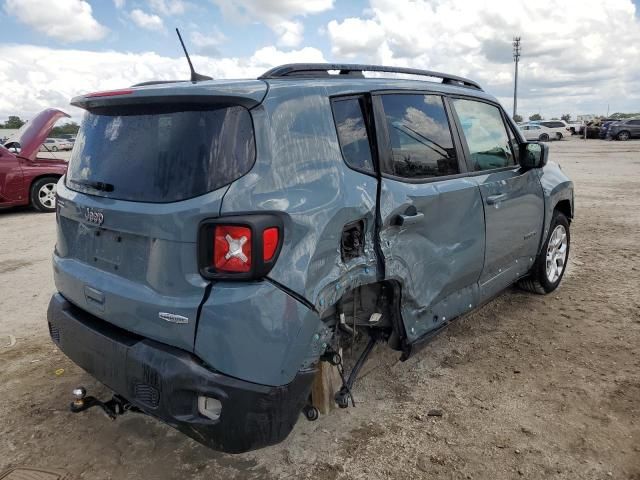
[512,36,521,120]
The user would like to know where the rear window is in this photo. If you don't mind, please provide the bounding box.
[66,105,255,203]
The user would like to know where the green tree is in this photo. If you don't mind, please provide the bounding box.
[513,114,523,123]
[528,113,543,121]
[561,113,571,122]
[50,122,80,137]
[2,116,25,129]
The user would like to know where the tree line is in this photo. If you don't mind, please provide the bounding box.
[0,115,80,136]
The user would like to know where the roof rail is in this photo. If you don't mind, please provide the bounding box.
[258,63,482,90]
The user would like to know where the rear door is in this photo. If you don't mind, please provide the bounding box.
[54,103,256,352]
[374,92,485,342]
[450,97,544,300]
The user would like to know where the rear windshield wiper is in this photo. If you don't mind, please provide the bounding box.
[69,179,114,192]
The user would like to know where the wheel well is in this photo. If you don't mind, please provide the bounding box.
[555,199,572,222]
[30,174,61,192]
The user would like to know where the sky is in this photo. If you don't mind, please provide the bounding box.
[0,0,639,122]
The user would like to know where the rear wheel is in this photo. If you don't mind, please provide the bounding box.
[519,210,570,294]
[617,131,630,141]
[30,177,58,213]
[539,133,550,142]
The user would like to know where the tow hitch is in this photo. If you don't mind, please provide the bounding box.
[70,387,140,420]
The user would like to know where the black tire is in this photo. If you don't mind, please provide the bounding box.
[539,133,550,142]
[51,146,58,152]
[556,132,563,140]
[519,210,570,294]
[617,131,630,141]
[30,177,59,213]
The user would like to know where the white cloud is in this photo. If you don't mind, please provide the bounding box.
[212,0,334,47]
[148,0,186,15]
[3,0,108,42]
[129,9,165,31]
[273,20,304,48]
[113,0,125,8]
[189,29,227,55]
[0,44,326,120]
[327,0,640,118]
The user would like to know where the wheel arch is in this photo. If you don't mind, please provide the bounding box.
[554,199,573,222]
[29,174,62,195]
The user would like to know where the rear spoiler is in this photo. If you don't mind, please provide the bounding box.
[71,80,267,111]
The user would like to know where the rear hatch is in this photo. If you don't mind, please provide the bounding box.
[54,81,265,351]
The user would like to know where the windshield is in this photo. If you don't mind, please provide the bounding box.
[66,104,255,203]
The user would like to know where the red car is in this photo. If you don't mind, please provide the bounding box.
[0,109,69,212]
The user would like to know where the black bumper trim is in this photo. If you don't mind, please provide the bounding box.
[47,294,315,453]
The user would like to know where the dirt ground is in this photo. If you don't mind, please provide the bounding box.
[1,137,638,480]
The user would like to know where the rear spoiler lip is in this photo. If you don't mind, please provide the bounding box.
[71,81,268,111]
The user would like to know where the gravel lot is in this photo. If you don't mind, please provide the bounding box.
[1,137,638,480]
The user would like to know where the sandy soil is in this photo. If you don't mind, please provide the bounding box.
[0,137,638,480]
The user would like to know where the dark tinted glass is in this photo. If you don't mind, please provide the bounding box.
[332,97,374,171]
[453,99,516,171]
[381,94,458,179]
[67,105,255,202]
[541,121,564,128]
[628,120,640,125]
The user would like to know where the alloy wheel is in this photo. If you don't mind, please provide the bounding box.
[546,224,568,283]
[38,182,57,209]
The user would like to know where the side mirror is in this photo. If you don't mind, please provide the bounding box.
[519,142,548,169]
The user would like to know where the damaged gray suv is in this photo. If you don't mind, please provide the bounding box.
[47,63,574,453]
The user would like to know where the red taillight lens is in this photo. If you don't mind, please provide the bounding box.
[86,88,134,97]
[213,225,252,273]
[263,227,279,262]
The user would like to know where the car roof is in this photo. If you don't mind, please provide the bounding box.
[72,63,498,109]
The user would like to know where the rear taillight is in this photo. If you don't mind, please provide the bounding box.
[199,215,284,280]
[213,225,252,273]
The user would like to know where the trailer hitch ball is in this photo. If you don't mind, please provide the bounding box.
[72,387,86,408]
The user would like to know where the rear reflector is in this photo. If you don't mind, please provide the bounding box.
[86,89,134,98]
[213,225,252,273]
[263,227,279,262]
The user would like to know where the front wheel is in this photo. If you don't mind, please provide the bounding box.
[519,211,570,294]
[556,132,563,140]
[30,177,59,213]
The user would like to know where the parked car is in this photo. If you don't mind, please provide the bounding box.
[0,109,69,212]
[566,121,583,135]
[519,123,557,141]
[607,119,640,141]
[47,63,574,453]
[598,120,620,139]
[40,137,72,151]
[525,121,569,140]
[579,118,619,138]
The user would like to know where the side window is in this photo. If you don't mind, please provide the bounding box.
[380,94,459,179]
[628,120,640,125]
[332,97,374,172]
[452,99,516,171]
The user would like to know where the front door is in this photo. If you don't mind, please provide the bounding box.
[374,93,485,343]
[450,98,545,299]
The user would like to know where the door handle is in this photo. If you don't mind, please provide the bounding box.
[486,193,507,205]
[394,212,424,226]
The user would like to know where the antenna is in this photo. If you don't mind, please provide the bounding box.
[175,28,212,82]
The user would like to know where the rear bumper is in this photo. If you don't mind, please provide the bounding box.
[47,293,315,453]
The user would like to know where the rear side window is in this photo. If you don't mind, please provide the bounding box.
[332,97,374,172]
[452,99,515,171]
[67,105,255,203]
[380,94,459,179]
